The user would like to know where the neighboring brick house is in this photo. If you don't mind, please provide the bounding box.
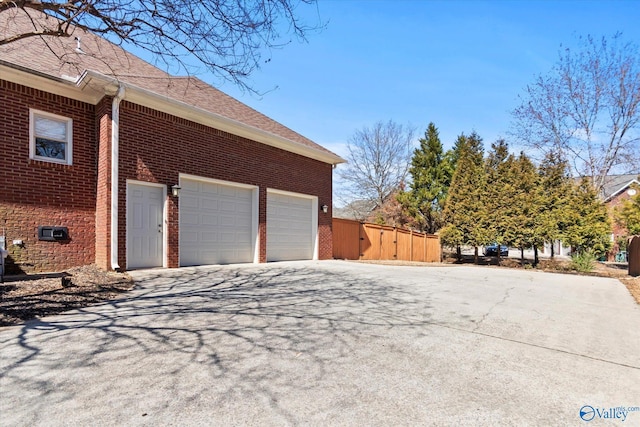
[602,174,640,259]
[540,174,639,259]
[0,12,344,274]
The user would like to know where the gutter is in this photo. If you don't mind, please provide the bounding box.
[79,70,346,166]
[0,59,70,82]
[111,85,126,271]
[2,64,344,165]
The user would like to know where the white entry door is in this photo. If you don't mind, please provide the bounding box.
[127,183,164,269]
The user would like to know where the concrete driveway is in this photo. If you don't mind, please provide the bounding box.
[1,261,639,426]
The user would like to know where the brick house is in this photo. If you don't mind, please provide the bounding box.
[602,174,640,259]
[541,174,639,259]
[0,12,344,274]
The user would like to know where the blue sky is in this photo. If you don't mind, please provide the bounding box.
[216,0,640,160]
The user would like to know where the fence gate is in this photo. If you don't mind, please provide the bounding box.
[332,218,440,262]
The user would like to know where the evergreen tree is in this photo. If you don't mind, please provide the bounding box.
[537,151,572,258]
[564,179,612,256]
[446,133,468,171]
[397,122,453,233]
[511,153,543,265]
[441,132,487,263]
[483,140,518,261]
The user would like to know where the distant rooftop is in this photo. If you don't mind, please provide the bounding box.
[601,174,640,201]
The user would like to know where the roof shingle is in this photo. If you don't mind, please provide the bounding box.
[0,9,339,159]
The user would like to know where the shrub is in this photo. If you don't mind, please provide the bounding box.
[570,250,597,272]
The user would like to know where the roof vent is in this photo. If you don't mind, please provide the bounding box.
[75,37,85,55]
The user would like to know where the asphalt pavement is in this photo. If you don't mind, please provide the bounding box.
[1,260,639,426]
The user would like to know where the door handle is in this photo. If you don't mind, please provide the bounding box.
[158,224,162,233]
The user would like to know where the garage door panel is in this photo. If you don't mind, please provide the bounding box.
[181,230,199,241]
[180,195,200,209]
[201,215,218,226]
[180,178,254,266]
[220,200,238,212]
[181,179,199,191]
[200,198,219,211]
[200,232,218,243]
[217,214,236,227]
[180,249,199,263]
[237,203,252,214]
[292,205,310,213]
[218,185,238,197]
[181,213,200,227]
[267,192,315,262]
[219,232,238,243]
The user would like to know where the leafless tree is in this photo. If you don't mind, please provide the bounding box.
[511,34,640,193]
[0,0,321,91]
[337,120,415,212]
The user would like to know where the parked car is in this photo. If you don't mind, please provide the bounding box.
[484,244,509,257]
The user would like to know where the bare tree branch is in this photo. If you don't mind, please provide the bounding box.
[511,34,640,193]
[337,120,415,212]
[0,0,323,93]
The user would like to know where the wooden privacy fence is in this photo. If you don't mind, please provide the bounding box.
[629,235,640,277]
[333,218,440,262]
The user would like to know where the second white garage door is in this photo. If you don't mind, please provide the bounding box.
[267,191,317,261]
[180,177,256,266]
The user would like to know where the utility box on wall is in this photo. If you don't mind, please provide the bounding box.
[38,226,69,241]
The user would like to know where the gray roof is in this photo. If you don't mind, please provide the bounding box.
[333,199,377,221]
[0,9,342,162]
[602,174,640,200]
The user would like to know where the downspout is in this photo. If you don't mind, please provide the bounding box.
[111,86,125,270]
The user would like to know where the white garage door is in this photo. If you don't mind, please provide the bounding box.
[267,191,316,261]
[180,177,255,266]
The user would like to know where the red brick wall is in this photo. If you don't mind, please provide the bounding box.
[1,80,334,272]
[0,80,96,273]
[606,187,635,260]
[607,190,632,238]
[94,97,113,270]
[116,101,333,269]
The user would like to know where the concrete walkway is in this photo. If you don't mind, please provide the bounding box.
[1,261,639,426]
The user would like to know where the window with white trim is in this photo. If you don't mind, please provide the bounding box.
[29,109,73,165]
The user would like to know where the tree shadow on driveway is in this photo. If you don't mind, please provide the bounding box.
[0,264,434,425]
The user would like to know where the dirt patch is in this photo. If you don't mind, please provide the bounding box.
[620,277,640,304]
[0,265,134,327]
